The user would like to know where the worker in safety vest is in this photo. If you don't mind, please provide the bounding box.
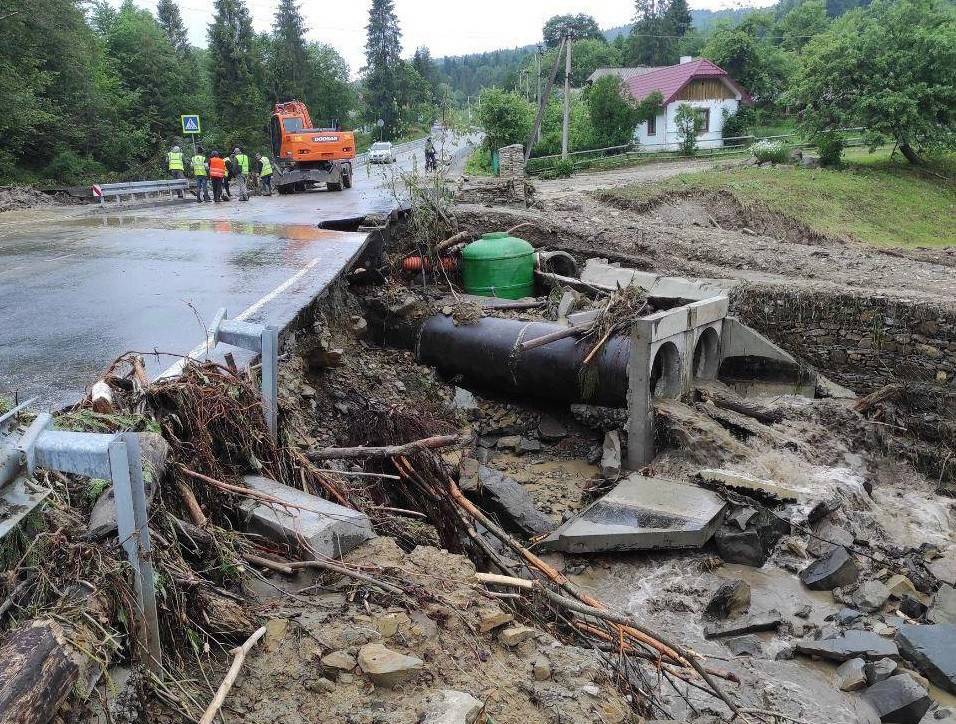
[208,151,227,202]
[191,146,210,203]
[167,145,185,199]
[231,147,250,201]
[255,152,274,196]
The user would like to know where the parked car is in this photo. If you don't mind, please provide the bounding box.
[369,141,395,164]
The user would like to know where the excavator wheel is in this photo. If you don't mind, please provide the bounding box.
[326,180,343,192]
[342,169,352,189]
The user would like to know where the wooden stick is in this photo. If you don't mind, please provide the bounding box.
[306,433,467,461]
[177,482,207,527]
[475,572,533,590]
[243,554,293,576]
[519,325,587,352]
[434,230,472,252]
[581,325,617,366]
[131,355,149,389]
[313,469,401,481]
[288,560,404,596]
[198,626,267,724]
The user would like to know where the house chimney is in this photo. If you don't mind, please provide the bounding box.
[679,55,693,64]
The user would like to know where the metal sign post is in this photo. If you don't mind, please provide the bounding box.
[1,412,163,674]
[181,115,201,156]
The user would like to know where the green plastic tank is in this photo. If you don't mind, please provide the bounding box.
[461,231,535,300]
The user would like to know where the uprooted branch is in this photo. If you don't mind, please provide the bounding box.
[306,433,470,460]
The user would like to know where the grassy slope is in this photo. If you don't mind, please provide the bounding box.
[604,149,956,248]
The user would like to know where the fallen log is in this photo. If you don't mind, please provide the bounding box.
[0,620,80,724]
[519,325,587,352]
[90,380,114,414]
[306,433,467,461]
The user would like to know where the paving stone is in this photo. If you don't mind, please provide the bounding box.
[928,585,956,626]
[241,475,374,558]
[863,674,933,724]
[866,658,899,685]
[794,630,899,662]
[854,580,892,613]
[704,579,751,620]
[542,474,725,553]
[420,689,484,724]
[704,610,783,639]
[800,546,859,590]
[357,643,423,689]
[836,657,867,691]
[896,624,956,694]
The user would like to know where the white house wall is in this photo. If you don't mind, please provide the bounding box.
[635,98,739,152]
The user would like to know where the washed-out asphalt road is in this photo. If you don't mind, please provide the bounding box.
[0,131,478,409]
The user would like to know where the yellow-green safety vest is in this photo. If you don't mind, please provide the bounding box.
[259,157,272,176]
[191,154,207,176]
[235,153,249,174]
[167,151,184,171]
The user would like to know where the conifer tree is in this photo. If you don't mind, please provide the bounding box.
[363,0,402,136]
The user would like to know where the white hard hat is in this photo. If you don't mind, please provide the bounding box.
[172,145,180,152]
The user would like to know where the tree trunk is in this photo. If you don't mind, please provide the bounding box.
[899,143,921,164]
[0,620,80,724]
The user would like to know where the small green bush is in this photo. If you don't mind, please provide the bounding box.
[44,150,107,185]
[721,106,757,140]
[817,133,844,166]
[751,139,791,164]
[537,159,574,180]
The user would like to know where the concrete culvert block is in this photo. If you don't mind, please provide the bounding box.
[240,475,374,558]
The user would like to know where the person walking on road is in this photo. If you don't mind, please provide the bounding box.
[424,137,437,171]
[256,152,274,196]
[232,147,250,201]
[208,151,227,202]
[191,146,210,202]
[167,145,185,198]
[222,155,233,200]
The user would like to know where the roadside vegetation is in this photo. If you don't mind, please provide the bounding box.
[602,149,956,248]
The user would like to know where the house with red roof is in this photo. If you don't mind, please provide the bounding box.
[591,57,752,151]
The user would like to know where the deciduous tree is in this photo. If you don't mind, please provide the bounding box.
[543,14,604,47]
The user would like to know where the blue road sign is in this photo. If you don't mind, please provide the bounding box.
[181,115,201,134]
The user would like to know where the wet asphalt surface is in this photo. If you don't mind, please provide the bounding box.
[0,133,477,409]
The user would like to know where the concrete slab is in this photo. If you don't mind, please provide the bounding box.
[697,468,800,502]
[539,474,726,553]
[241,475,374,558]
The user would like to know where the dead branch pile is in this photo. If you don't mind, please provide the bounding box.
[581,284,649,364]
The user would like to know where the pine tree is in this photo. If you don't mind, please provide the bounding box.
[412,46,438,101]
[208,0,263,141]
[363,0,402,136]
[270,0,308,102]
[156,0,190,55]
[664,0,693,38]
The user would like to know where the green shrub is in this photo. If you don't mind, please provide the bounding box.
[817,133,844,166]
[751,139,791,164]
[538,159,574,179]
[464,147,494,176]
[721,106,757,140]
[44,150,107,185]
[674,104,704,156]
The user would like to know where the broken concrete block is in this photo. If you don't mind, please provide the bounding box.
[241,475,374,558]
[800,546,859,590]
[896,624,956,694]
[420,689,484,724]
[863,674,933,724]
[498,625,534,648]
[540,474,725,554]
[866,658,899,685]
[466,464,552,537]
[357,643,423,688]
[477,606,513,633]
[714,504,790,567]
[795,631,899,662]
[703,579,751,620]
[704,610,782,639]
[697,468,799,502]
[600,431,621,480]
[837,657,868,691]
[928,585,956,626]
[854,580,892,613]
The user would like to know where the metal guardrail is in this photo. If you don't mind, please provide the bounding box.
[94,178,189,206]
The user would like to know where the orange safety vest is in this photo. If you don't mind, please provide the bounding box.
[209,157,226,178]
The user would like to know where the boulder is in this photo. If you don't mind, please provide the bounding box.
[928,585,956,626]
[714,504,790,567]
[800,546,859,591]
[794,631,899,662]
[357,643,423,689]
[836,658,867,691]
[865,658,899,685]
[862,675,933,724]
[896,624,956,694]
[420,690,484,724]
[854,580,892,613]
[704,579,752,620]
[321,650,356,673]
[928,549,956,588]
[807,519,854,558]
[452,387,480,419]
[533,656,552,681]
[834,608,863,626]
[888,575,918,599]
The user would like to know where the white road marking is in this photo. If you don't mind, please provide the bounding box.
[157,257,320,379]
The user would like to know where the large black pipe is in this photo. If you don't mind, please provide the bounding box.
[416,315,630,407]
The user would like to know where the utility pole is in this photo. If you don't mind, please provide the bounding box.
[562,33,572,160]
[525,36,566,162]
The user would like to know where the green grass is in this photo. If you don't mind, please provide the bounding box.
[464,147,495,176]
[604,148,956,248]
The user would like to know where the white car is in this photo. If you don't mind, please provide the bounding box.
[368,141,395,164]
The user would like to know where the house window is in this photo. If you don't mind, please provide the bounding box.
[696,108,711,132]
[647,115,657,136]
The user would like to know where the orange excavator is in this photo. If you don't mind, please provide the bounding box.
[270,100,355,194]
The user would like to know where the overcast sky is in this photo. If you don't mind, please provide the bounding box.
[118,0,773,76]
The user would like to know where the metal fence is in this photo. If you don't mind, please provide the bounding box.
[525,128,869,175]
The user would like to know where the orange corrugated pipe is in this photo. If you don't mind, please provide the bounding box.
[402,255,458,272]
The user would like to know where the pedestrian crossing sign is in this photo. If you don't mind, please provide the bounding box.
[181,115,201,134]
